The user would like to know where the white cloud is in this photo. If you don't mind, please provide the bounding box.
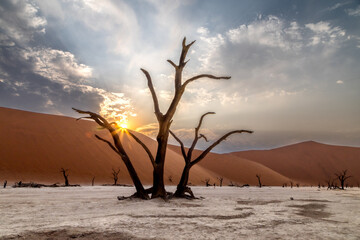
[305,21,346,46]
[347,6,360,16]
[0,0,46,44]
[22,48,93,85]
[336,80,344,84]
[226,16,295,50]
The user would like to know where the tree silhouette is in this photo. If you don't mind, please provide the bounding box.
[170,112,252,198]
[335,169,351,190]
[256,174,262,188]
[217,177,224,187]
[72,109,149,199]
[139,38,231,198]
[74,37,234,199]
[112,168,121,185]
[60,168,70,186]
[92,176,95,186]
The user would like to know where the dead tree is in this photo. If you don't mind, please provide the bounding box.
[217,177,224,187]
[203,178,211,187]
[256,174,262,188]
[335,170,351,190]
[170,112,252,198]
[326,177,335,190]
[3,180,7,188]
[168,175,173,184]
[92,176,95,186]
[75,38,232,199]
[73,109,149,199]
[112,168,121,185]
[290,181,293,188]
[138,38,232,199]
[60,168,70,186]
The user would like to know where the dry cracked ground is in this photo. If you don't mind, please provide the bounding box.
[0,186,359,239]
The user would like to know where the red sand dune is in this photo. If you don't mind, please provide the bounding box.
[1,107,359,187]
[231,141,360,186]
[0,107,217,185]
[168,146,291,186]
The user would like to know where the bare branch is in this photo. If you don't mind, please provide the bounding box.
[126,130,156,168]
[182,74,231,89]
[167,59,178,69]
[94,134,120,155]
[140,68,162,120]
[72,108,110,128]
[188,112,215,161]
[191,130,253,166]
[199,134,208,142]
[169,130,187,160]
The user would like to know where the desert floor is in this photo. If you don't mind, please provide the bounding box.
[0,186,359,239]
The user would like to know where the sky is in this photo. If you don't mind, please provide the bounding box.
[0,0,359,152]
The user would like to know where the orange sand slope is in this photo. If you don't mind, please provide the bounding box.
[168,146,291,186]
[1,107,359,187]
[0,107,217,185]
[232,141,360,185]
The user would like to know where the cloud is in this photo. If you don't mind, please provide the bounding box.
[336,80,344,84]
[226,16,302,50]
[22,48,93,85]
[346,6,360,16]
[305,21,346,46]
[0,0,46,44]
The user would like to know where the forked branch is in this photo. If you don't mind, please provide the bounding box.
[127,130,156,168]
[191,130,253,166]
[140,68,162,120]
[95,134,120,155]
[169,130,187,160]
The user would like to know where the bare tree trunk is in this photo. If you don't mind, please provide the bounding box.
[140,38,231,199]
[256,174,262,188]
[92,177,95,186]
[335,170,351,190]
[73,108,149,199]
[3,180,7,188]
[61,168,69,186]
[170,113,252,198]
[174,164,191,197]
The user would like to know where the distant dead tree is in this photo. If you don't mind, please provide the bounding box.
[3,180,7,188]
[60,168,70,186]
[217,177,224,187]
[335,170,351,190]
[256,174,262,188]
[92,176,95,186]
[170,112,252,198]
[326,177,335,190]
[168,175,173,184]
[203,178,211,187]
[296,183,300,188]
[112,168,121,185]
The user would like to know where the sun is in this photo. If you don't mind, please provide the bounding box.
[119,123,128,129]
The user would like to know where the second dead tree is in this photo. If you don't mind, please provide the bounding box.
[335,169,351,190]
[112,168,121,185]
[61,168,70,186]
[217,177,224,187]
[256,174,262,188]
[170,112,252,198]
